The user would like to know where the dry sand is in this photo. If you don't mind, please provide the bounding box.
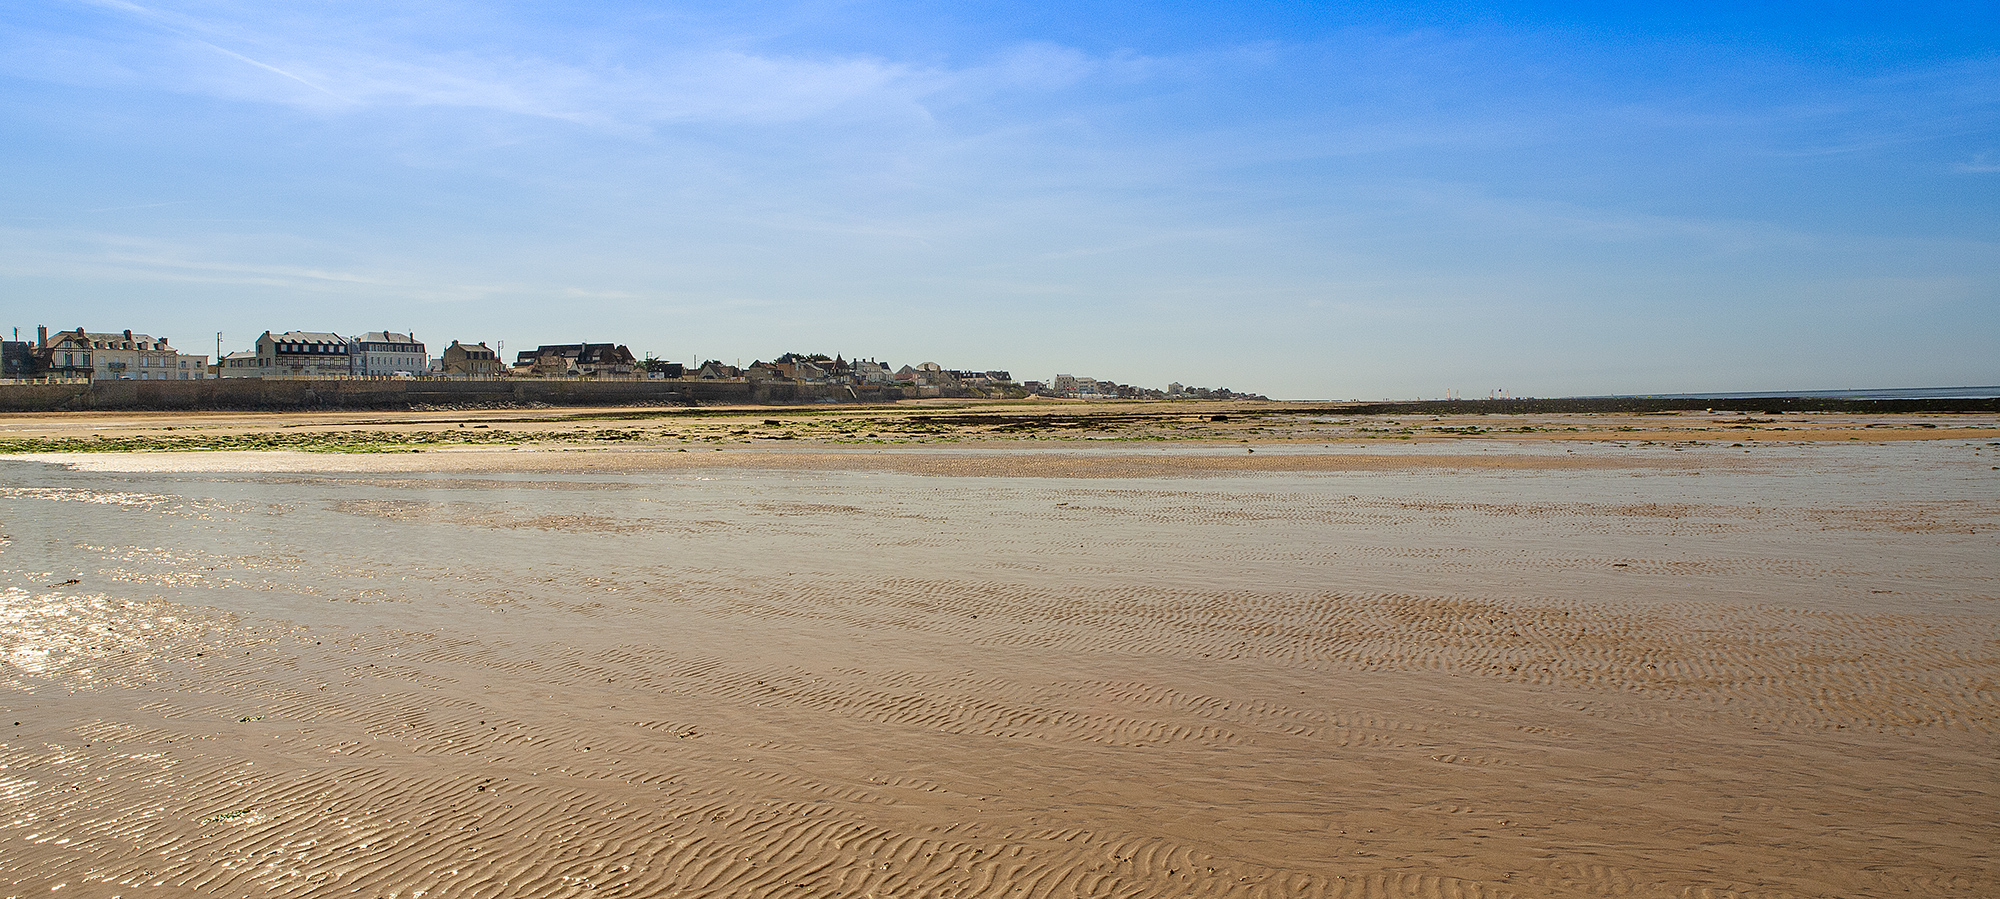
[0,402,1992,447]
[1,413,1996,898]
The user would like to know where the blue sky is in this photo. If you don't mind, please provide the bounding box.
[2,1,1995,398]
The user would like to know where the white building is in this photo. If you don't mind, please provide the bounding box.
[216,351,268,378]
[349,331,426,376]
[1050,374,1110,398]
[37,327,207,380]
[851,359,892,385]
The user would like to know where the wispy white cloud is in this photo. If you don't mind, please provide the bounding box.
[560,286,641,299]
[983,42,1096,90]
[82,201,190,213]
[181,37,348,99]
[1955,154,2000,173]
[18,1,1152,131]
[0,226,520,301]
[1386,181,1823,253]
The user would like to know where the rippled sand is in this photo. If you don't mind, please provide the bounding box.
[2,439,1996,898]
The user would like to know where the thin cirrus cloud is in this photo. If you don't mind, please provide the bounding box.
[18,0,1121,130]
[0,226,406,292]
[272,46,944,127]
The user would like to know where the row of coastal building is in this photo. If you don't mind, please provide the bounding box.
[1,324,1263,399]
[0,326,646,381]
[0,326,1017,395]
[0,326,482,381]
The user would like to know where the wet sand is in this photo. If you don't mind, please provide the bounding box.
[1,429,1996,898]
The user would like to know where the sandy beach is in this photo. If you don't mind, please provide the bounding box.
[1,406,1995,897]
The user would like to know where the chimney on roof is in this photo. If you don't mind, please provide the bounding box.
[124,329,133,340]
[37,326,46,347]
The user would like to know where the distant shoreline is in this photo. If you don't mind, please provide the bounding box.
[1341,395,2000,415]
[1605,385,2000,401]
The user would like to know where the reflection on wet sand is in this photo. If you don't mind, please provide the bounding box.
[1,439,1995,898]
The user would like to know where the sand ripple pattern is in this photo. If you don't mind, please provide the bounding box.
[0,445,1994,898]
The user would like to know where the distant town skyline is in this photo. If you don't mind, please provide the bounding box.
[7,322,1269,402]
[3,1,1996,399]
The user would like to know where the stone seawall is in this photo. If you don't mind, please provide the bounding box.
[0,379,905,412]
